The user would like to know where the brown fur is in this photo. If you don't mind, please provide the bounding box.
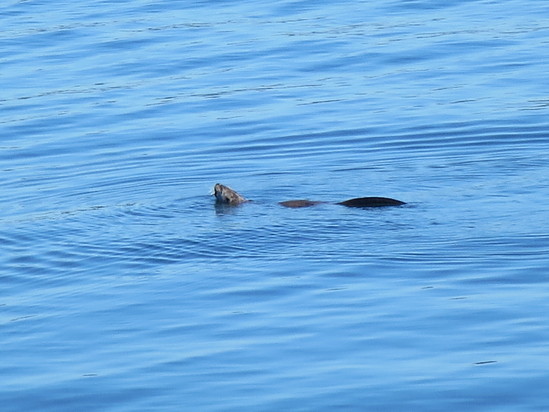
[278,200,325,208]
[213,183,248,205]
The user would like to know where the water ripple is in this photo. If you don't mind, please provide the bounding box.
[3,0,549,410]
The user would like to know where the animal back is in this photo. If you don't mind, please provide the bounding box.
[338,197,406,208]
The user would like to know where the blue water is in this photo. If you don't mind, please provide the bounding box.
[2,0,549,410]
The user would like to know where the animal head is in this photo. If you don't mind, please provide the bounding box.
[213,183,247,205]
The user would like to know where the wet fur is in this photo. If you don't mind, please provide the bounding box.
[214,183,248,205]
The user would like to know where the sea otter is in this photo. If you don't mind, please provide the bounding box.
[213,183,405,208]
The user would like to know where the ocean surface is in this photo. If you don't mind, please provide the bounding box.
[2,0,549,410]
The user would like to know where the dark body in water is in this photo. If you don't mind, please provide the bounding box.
[213,183,405,208]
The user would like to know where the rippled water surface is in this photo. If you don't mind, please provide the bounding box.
[2,0,549,410]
